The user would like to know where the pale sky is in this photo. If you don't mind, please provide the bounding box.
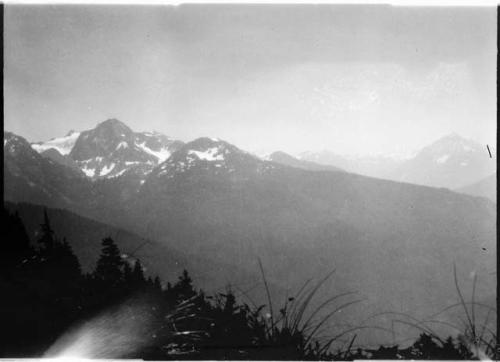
[4,5,497,157]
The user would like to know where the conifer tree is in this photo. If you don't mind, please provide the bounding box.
[38,209,55,252]
[132,259,146,286]
[35,212,82,296]
[153,276,162,291]
[58,238,82,283]
[172,269,196,303]
[123,261,133,284]
[94,237,124,288]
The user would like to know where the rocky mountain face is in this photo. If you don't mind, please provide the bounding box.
[31,119,184,181]
[147,137,274,183]
[4,121,496,345]
[39,148,83,173]
[299,134,496,190]
[4,131,92,211]
[4,128,154,217]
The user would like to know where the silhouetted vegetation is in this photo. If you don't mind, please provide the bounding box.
[0,207,496,360]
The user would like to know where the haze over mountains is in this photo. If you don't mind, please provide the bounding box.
[296,133,495,193]
[30,119,496,197]
[457,173,496,201]
[4,118,496,344]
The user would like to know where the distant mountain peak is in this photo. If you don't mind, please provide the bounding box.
[443,132,467,140]
[180,137,253,160]
[431,133,479,147]
[396,133,494,188]
[177,137,245,161]
[149,137,263,181]
[188,137,226,147]
[93,118,133,137]
[58,119,185,180]
[422,133,480,155]
[97,118,128,127]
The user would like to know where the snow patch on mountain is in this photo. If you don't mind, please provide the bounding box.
[116,141,128,150]
[109,169,128,178]
[81,166,96,177]
[188,147,224,161]
[100,163,116,176]
[136,142,172,163]
[436,154,450,164]
[32,131,80,155]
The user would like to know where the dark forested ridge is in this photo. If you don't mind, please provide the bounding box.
[4,201,191,274]
[1,207,496,360]
[5,202,271,297]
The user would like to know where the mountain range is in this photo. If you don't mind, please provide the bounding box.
[27,120,495,196]
[297,134,496,191]
[32,119,184,181]
[4,119,496,345]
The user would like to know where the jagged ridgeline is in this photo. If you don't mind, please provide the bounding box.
[3,119,496,350]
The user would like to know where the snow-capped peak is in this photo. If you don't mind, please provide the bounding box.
[419,133,483,160]
[151,137,264,180]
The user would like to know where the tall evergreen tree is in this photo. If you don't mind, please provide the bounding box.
[132,260,146,286]
[171,269,197,303]
[38,208,55,252]
[94,237,124,288]
[153,276,162,291]
[123,261,133,284]
[33,211,82,298]
[58,238,82,284]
